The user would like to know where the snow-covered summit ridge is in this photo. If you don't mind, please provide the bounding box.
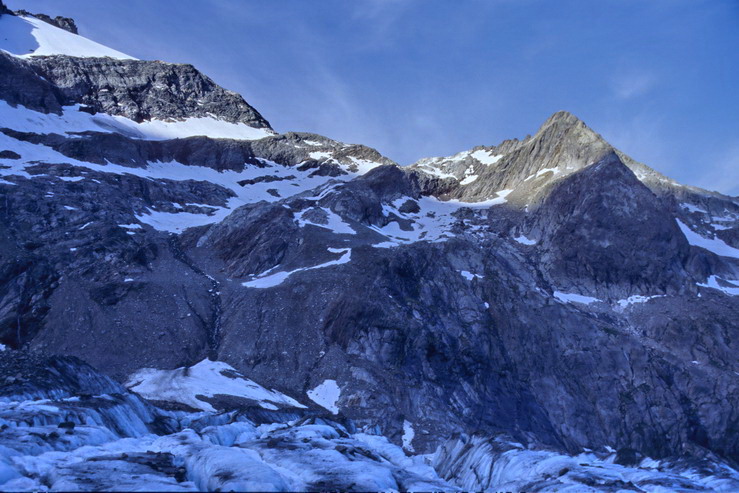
[0,11,134,59]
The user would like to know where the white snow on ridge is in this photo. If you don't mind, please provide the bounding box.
[460,270,483,281]
[460,174,478,185]
[0,131,342,233]
[413,164,457,180]
[470,149,503,166]
[681,203,708,214]
[107,115,275,141]
[242,248,352,288]
[0,101,274,142]
[348,156,383,174]
[698,275,739,296]
[513,235,536,245]
[296,208,356,235]
[553,291,600,305]
[126,359,306,413]
[402,420,415,452]
[616,294,665,309]
[306,379,341,414]
[309,151,332,160]
[136,208,231,234]
[0,15,134,59]
[371,191,515,249]
[524,167,561,182]
[677,219,739,259]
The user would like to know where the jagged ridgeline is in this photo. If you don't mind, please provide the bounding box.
[0,3,738,491]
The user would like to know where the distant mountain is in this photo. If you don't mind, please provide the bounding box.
[0,3,738,490]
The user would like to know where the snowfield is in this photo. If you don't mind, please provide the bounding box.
[0,14,134,59]
[126,359,306,412]
[677,219,739,259]
[0,100,274,142]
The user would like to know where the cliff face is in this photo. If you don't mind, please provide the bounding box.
[28,56,273,128]
[0,6,738,487]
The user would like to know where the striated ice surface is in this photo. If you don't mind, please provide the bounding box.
[0,354,737,491]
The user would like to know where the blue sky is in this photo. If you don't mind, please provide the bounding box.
[10,0,739,194]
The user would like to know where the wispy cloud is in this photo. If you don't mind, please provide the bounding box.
[348,0,418,50]
[610,71,658,100]
[596,111,675,174]
[694,142,739,196]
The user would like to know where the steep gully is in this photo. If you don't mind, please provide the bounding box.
[167,236,222,359]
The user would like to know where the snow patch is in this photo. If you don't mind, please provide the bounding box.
[513,235,536,245]
[616,294,665,308]
[681,203,707,214]
[470,150,503,166]
[414,164,457,180]
[296,208,356,235]
[402,420,415,452]
[126,359,306,413]
[242,249,351,288]
[677,219,739,259]
[136,208,230,234]
[698,275,739,296]
[460,174,478,185]
[0,100,272,142]
[107,115,274,141]
[460,270,483,281]
[306,379,341,414]
[0,15,134,59]
[553,291,600,305]
[308,151,332,160]
[347,156,377,173]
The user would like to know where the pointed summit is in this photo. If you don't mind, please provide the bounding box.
[540,110,583,126]
[533,110,601,145]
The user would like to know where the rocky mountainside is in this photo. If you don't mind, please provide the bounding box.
[0,4,738,491]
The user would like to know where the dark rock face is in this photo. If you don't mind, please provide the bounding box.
[532,152,691,296]
[27,56,272,129]
[0,52,64,113]
[0,150,20,159]
[0,12,738,481]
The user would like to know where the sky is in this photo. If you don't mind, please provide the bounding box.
[8,0,739,195]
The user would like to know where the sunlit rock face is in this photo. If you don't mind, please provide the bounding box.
[0,5,738,491]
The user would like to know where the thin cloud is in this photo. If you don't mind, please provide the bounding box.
[694,142,739,196]
[611,71,658,100]
[597,111,675,174]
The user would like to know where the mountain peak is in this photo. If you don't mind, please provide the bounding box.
[535,110,592,138]
[543,109,580,124]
